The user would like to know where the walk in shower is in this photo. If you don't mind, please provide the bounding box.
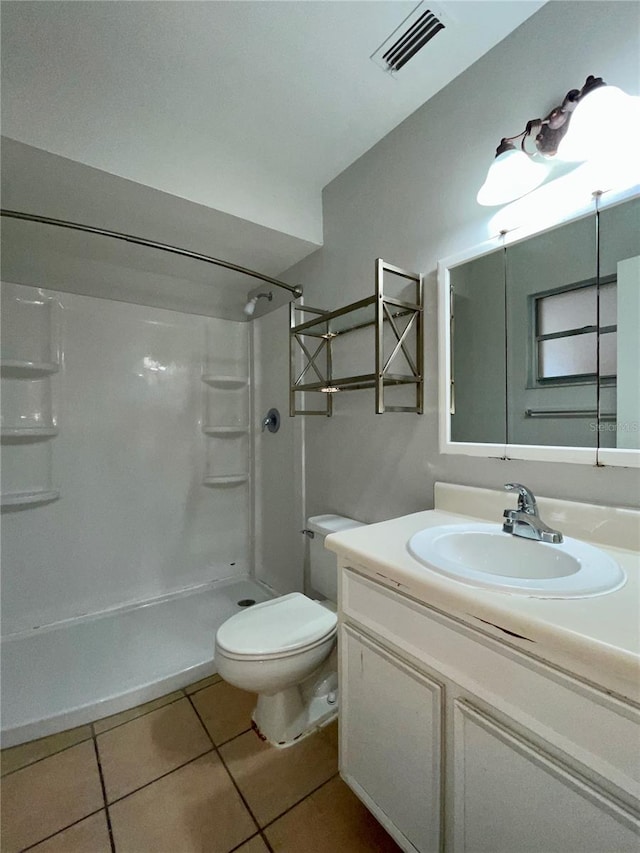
[0,209,301,747]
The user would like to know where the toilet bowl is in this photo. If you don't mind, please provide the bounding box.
[216,593,337,746]
[215,514,365,747]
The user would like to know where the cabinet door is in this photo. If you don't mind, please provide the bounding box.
[452,700,640,853]
[340,626,443,853]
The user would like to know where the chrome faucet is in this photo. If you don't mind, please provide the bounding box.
[502,483,563,544]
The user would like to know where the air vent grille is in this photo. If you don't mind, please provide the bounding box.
[371,3,446,74]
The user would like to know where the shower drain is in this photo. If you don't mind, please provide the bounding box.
[237,599,256,607]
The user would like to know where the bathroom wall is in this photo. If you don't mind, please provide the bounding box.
[280,1,640,522]
[1,282,251,636]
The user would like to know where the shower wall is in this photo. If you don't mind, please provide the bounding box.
[252,305,305,594]
[1,282,250,636]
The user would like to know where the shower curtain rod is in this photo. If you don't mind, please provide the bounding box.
[0,208,304,298]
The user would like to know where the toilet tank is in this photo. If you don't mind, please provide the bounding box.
[307,514,366,603]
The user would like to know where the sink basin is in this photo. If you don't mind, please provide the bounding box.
[407,523,626,598]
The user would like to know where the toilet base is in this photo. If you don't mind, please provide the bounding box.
[252,652,338,748]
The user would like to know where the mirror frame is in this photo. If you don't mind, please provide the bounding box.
[437,185,640,468]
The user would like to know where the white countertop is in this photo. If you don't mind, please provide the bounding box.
[325,484,640,703]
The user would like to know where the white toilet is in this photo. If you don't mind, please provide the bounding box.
[215,514,364,747]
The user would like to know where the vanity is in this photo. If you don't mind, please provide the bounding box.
[326,483,640,853]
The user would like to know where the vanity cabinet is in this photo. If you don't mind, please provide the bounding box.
[341,627,443,852]
[338,566,640,853]
[452,700,637,853]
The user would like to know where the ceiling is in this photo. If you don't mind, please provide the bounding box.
[1,1,546,319]
[2,1,544,248]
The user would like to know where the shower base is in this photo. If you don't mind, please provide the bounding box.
[1,577,272,748]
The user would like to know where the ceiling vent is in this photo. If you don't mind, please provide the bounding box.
[371,2,446,74]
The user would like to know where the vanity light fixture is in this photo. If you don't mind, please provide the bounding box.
[476,75,633,207]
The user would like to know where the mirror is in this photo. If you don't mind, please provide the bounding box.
[449,248,506,445]
[598,198,640,454]
[505,212,598,448]
[441,193,640,464]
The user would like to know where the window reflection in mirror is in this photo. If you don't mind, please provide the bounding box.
[534,282,615,382]
[505,212,598,447]
[449,249,505,444]
[598,196,640,450]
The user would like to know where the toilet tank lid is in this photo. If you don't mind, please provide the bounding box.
[306,514,366,536]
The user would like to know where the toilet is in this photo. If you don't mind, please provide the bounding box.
[215,514,365,747]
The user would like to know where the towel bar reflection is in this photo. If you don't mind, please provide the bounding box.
[525,408,616,420]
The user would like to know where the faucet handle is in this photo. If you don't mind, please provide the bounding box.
[261,408,280,434]
[504,483,537,515]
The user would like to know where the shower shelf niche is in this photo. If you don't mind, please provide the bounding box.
[203,475,249,486]
[200,324,250,488]
[201,375,247,389]
[202,426,248,437]
[1,284,61,508]
[0,360,60,378]
[1,489,60,508]
[1,427,59,440]
[202,430,249,486]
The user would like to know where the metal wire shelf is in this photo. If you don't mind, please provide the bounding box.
[289,259,423,416]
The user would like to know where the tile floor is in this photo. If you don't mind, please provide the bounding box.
[1,674,401,852]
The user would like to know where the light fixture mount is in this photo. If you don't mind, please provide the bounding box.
[477,74,623,207]
[496,75,606,159]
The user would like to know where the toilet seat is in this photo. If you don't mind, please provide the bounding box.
[216,593,337,661]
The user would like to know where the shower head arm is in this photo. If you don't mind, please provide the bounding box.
[244,291,274,316]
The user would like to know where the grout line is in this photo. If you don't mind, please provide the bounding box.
[184,695,274,851]
[214,747,267,847]
[93,694,185,737]
[215,725,253,749]
[10,686,336,853]
[2,689,195,779]
[96,694,223,809]
[184,677,224,697]
[261,830,276,852]
[18,808,106,852]
[188,694,339,843]
[187,696,338,849]
[106,746,215,806]
[183,694,215,748]
[1,734,95,779]
[261,771,341,831]
[186,694,265,840]
[227,834,257,853]
[227,830,273,853]
[92,736,116,853]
